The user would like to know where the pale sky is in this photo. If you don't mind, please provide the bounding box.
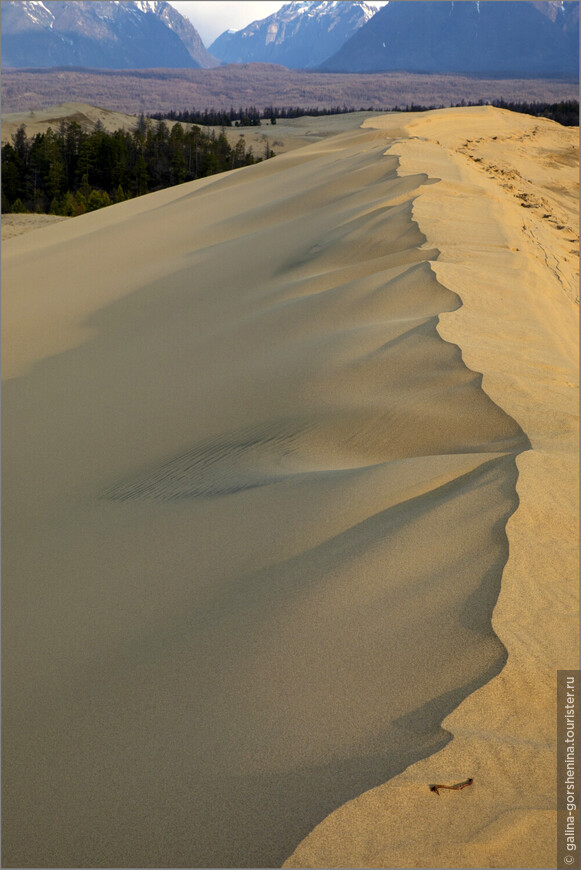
[169,1,389,48]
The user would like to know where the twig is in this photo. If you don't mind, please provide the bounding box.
[429,777,473,796]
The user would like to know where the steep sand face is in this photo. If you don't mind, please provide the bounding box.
[1,110,558,868]
[285,107,579,869]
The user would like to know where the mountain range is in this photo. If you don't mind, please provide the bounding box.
[1,1,219,69]
[320,1,580,76]
[209,1,378,70]
[1,0,578,79]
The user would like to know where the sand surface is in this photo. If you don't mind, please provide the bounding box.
[1,101,147,143]
[1,213,73,240]
[2,107,577,868]
[285,107,579,868]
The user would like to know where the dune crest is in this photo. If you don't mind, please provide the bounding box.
[285,106,579,869]
[2,108,573,868]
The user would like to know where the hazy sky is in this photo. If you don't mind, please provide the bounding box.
[169,1,389,47]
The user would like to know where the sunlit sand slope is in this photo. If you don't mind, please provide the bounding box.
[285,107,579,869]
[3,117,531,867]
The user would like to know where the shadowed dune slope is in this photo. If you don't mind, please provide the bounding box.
[2,123,528,867]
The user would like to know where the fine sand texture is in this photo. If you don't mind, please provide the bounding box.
[2,108,577,868]
[1,213,73,240]
[285,107,579,868]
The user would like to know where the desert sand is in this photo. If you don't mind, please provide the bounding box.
[285,107,579,868]
[2,106,578,868]
[1,213,73,240]
[1,101,149,143]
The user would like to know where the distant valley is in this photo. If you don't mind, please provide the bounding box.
[2,65,578,117]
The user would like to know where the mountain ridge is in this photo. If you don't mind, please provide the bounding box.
[1,1,220,69]
[209,1,379,70]
[319,0,579,76]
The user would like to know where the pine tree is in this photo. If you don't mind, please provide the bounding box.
[11,198,27,213]
[79,173,92,202]
[87,189,111,211]
[73,190,87,216]
[60,190,75,216]
[47,158,65,201]
[231,136,246,169]
[11,125,29,166]
[133,154,149,196]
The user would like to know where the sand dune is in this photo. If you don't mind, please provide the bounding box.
[285,107,579,868]
[1,101,146,143]
[2,108,577,868]
[0,212,72,240]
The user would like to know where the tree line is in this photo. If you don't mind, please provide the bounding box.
[1,116,270,215]
[151,100,578,127]
[487,99,578,126]
[149,104,383,127]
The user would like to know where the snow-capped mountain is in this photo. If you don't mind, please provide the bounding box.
[1,1,219,69]
[146,2,220,68]
[209,1,379,70]
[319,0,579,76]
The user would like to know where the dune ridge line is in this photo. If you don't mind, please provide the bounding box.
[284,105,579,869]
[2,108,574,868]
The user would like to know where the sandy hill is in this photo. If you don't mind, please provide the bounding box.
[2,107,578,869]
[1,101,143,143]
